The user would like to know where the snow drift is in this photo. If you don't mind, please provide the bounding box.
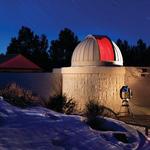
[0,100,149,150]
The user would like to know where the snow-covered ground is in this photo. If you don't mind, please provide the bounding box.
[0,100,149,150]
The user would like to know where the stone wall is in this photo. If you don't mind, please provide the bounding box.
[60,66,150,115]
[61,67,125,112]
[125,67,150,115]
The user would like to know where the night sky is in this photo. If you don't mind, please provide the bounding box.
[0,0,150,53]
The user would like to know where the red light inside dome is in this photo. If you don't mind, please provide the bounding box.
[96,37,114,62]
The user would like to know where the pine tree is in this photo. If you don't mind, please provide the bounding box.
[49,28,79,68]
[7,26,50,71]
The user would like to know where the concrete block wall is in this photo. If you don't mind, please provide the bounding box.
[125,67,150,115]
[61,67,125,113]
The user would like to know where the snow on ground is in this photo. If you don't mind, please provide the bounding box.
[0,100,150,150]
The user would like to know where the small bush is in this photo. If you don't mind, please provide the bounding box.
[85,100,104,121]
[44,94,76,114]
[85,100,104,130]
[85,100,119,131]
[45,94,65,113]
[0,83,40,108]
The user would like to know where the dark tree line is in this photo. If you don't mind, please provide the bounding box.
[7,27,50,70]
[49,28,79,68]
[0,26,150,72]
[6,26,79,71]
[116,39,150,66]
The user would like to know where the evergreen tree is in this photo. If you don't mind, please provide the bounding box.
[49,28,79,68]
[146,46,150,66]
[6,26,50,71]
[136,39,147,66]
[7,27,33,57]
[116,38,149,66]
[116,39,131,66]
[31,34,50,71]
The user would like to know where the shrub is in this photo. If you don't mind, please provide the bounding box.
[44,94,76,114]
[0,83,40,108]
[85,100,104,130]
[85,100,119,131]
[85,100,104,121]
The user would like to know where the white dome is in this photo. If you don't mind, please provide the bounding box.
[71,35,100,66]
[71,35,123,67]
[112,41,123,66]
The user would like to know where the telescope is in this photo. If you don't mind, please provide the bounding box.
[120,85,132,100]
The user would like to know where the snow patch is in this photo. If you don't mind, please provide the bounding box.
[0,100,149,149]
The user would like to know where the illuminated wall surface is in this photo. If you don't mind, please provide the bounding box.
[125,67,150,115]
[61,67,125,113]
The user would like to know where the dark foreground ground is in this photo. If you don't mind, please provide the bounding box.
[119,115,150,137]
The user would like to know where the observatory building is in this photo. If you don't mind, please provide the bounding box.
[0,35,149,114]
[53,35,126,112]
